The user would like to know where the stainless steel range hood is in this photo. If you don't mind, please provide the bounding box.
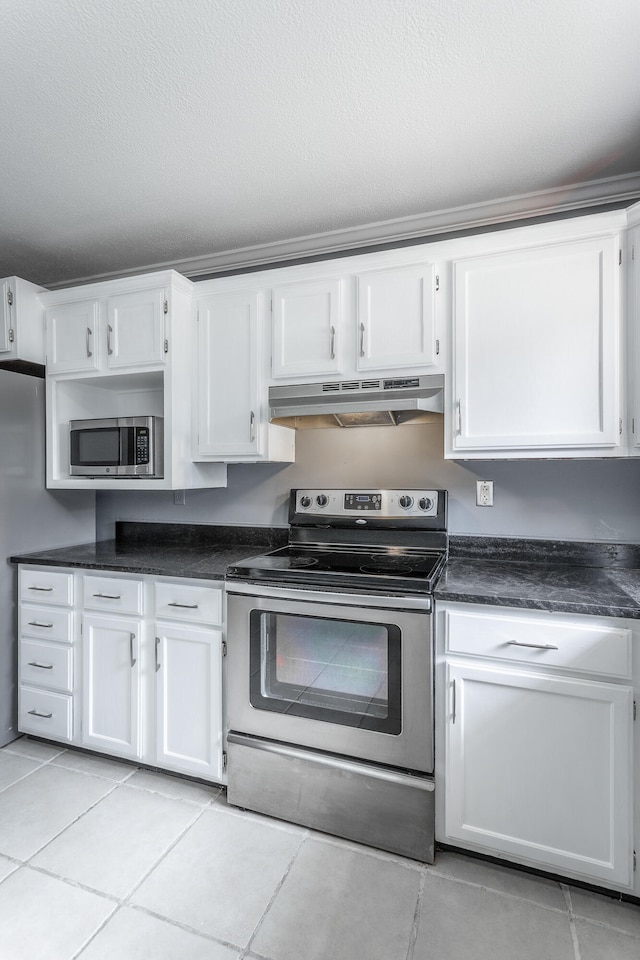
[269,374,444,428]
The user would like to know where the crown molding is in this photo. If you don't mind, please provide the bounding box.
[46,171,640,288]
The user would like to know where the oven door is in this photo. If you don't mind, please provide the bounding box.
[226,581,433,773]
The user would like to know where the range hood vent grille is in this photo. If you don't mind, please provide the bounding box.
[269,374,444,428]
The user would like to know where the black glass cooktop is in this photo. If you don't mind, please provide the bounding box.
[227,545,447,594]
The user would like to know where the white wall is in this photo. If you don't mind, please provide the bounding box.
[95,422,640,543]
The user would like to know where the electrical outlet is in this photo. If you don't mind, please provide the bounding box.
[173,490,186,506]
[476,480,494,507]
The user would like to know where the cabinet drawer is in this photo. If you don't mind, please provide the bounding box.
[445,608,632,679]
[20,639,73,692]
[19,688,72,741]
[19,568,73,606]
[20,605,73,644]
[154,581,222,625]
[82,574,143,615]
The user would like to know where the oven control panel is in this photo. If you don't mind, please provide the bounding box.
[293,489,439,519]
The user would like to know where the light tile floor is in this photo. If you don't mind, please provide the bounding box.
[0,737,639,960]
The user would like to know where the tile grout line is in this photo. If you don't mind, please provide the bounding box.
[562,881,640,943]
[68,800,216,960]
[562,885,583,960]
[405,868,427,960]
[239,829,310,960]
[422,867,571,916]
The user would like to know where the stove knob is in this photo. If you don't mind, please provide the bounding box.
[299,495,312,508]
[419,497,433,511]
[316,494,329,507]
[398,495,413,509]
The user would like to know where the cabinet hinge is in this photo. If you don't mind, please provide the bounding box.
[435,275,440,292]
[222,750,228,772]
[619,249,623,265]
[632,244,636,261]
[163,299,168,314]
[435,339,440,355]
[164,339,168,354]
[633,418,636,435]
[619,418,623,436]
[6,288,13,306]
[222,640,227,656]
[634,849,637,872]
[8,328,14,343]
[634,700,637,721]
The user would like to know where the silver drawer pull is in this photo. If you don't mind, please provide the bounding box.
[93,593,121,600]
[28,621,54,628]
[167,602,199,609]
[130,633,137,668]
[155,636,161,672]
[28,709,53,719]
[506,640,559,651]
[28,661,54,670]
[28,586,53,592]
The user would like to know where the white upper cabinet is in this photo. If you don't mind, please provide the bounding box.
[355,264,438,371]
[106,288,166,369]
[448,229,622,458]
[626,204,640,454]
[196,290,261,457]
[272,278,343,378]
[0,276,46,367]
[46,286,167,377]
[270,258,443,383]
[46,299,100,376]
[42,271,228,490]
[194,285,294,463]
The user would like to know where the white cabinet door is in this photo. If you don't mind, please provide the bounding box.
[627,222,640,453]
[0,279,11,354]
[81,614,141,759]
[445,660,633,887]
[450,236,620,453]
[356,264,438,371]
[106,288,166,369]
[272,278,342,378]
[154,623,223,780]
[196,291,260,457]
[46,300,100,375]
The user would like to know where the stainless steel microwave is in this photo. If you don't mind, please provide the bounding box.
[69,416,163,478]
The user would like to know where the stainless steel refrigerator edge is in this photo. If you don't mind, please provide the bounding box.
[0,371,95,746]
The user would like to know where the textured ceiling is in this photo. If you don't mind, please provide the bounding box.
[1,0,640,286]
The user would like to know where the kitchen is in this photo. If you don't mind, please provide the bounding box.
[2,1,640,958]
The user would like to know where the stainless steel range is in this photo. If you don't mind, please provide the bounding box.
[225,488,448,862]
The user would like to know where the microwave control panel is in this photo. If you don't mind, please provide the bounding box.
[135,427,150,464]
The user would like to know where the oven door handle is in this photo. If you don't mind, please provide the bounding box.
[225,580,433,612]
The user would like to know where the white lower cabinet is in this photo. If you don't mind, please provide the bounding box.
[17,565,226,783]
[436,602,636,891]
[81,613,142,759]
[18,567,75,742]
[154,622,224,780]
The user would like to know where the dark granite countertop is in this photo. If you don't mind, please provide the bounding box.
[434,537,640,620]
[10,521,288,583]
[11,524,640,620]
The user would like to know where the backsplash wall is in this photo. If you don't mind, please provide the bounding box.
[95,423,640,543]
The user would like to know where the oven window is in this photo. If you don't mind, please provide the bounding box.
[249,610,401,734]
